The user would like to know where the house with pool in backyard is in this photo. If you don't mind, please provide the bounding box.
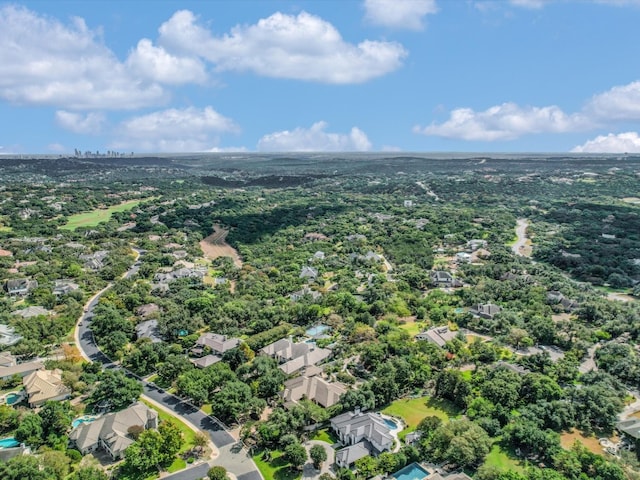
[330,409,471,480]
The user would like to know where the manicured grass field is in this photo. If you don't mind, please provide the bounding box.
[60,200,143,230]
[483,444,523,473]
[311,428,339,445]
[382,396,460,440]
[252,449,301,480]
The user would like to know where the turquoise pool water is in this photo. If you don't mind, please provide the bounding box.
[305,324,329,336]
[5,393,21,405]
[383,417,399,430]
[393,463,430,480]
[72,416,98,428]
[0,437,19,448]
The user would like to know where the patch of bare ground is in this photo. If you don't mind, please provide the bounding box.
[552,313,573,323]
[199,224,243,268]
[608,292,636,302]
[560,430,614,455]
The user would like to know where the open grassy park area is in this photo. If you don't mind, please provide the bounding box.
[60,200,143,230]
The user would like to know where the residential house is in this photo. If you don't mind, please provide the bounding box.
[136,303,160,318]
[300,266,318,280]
[0,324,23,346]
[470,303,502,319]
[547,291,579,311]
[617,418,640,440]
[70,402,158,460]
[283,374,347,408]
[331,410,393,467]
[290,287,322,302]
[153,267,206,284]
[135,320,162,344]
[53,279,80,296]
[415,326,458,348]
[4,278,38,296]
[23,369,71,407]
[466,239,487,251]
[310,251,325,261]
[261,338,331,375]
[191,355,222,369]
[335,442,371,468]
[430,271,463,288]
[492,361,531,376]
[0,443,30,462]
[195,333,241,355]
[426,473,472,480]
[12,306,52,318]
[455,252,472,263]
[0,355,44,381]
[79,250,108,270]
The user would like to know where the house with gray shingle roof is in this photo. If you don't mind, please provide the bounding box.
[261,338,331,375]
[196,333,240,355]
[331,410,393,455]
[70,402,158,459]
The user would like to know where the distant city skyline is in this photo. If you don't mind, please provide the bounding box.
[1,0,640,154]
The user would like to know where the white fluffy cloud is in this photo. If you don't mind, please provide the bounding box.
[572,132,640,153]
[0,5,167,110]
[55,111,105,134]
[159,10,406,84]
[418,79,640,142]
[585,81,640,121]
[112,106,239,152]
[363,0,438,30]
[258,121,372,151]
[415,103,590,141]
[125,39,207,85]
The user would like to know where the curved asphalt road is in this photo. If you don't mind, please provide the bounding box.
[76,249,262,480]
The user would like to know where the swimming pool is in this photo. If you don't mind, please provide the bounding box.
[392,462,430,480]
[5,392,22,405]
[383,417,399,430]
[0,437,20,448]
[305,324,330,337]
[72,415,99,428]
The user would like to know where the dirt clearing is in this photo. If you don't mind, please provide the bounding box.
[199,225,243,268]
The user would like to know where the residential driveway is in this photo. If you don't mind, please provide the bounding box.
[578,345,598,374]
[75,251,262,480]
[302,441,335,480]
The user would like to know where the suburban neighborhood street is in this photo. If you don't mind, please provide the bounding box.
[74,250,262,480]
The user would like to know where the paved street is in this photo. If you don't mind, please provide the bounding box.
[75,250,262,480]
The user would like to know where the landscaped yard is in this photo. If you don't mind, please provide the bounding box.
[483,444,524,473]
[397,318,424,337]
[140,399,198,473]
[253,449,301,480]
[60,200,144,230]
[311,428,339,445]
[382,396,460,440]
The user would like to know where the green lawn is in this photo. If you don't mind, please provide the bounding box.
[141,399,196,454]
[382,396,460,441]
[252,449,301,480]
[398,320,424,337]
[60,200,143,230]
[201,404,212,415]
[483,444,524,473]
[311,428,339,445]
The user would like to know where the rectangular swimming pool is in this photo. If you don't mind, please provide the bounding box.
[393,462,430,480]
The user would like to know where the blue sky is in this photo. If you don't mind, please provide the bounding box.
[1,0,640,154]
